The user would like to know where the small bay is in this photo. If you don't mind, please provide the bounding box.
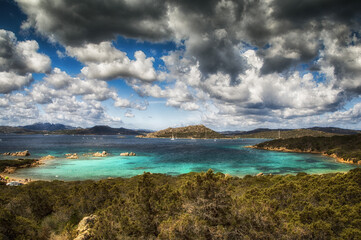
[0,135,355,181]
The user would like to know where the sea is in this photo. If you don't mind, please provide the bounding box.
[0,134,356,181]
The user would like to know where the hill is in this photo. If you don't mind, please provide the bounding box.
[308,127,361,135]
[0,126,38,134]
[142,125,226,139]
[52,125,144,135]
[254,134,361,164]
[0,124,147,136]
[1,169,361,239]
[238,129,338,139]
[21,123,75,131]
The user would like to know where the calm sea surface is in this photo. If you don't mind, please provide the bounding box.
[0,135,356,180]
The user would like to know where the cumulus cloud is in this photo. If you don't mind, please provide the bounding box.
[133,81,199,111]
[0,72,33,94]
[0,29,51,93]
[11,0,361,128]
[66,42,157,81]
[0,73,125,127]
[43,96,122,127]
[30,68,118,103]
[141,48,345,124]
[124,110,135,118]
[16,0,361,80]
[0,29,51,74]
[0,93,39,125]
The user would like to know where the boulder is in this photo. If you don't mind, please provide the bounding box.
[92,151,108,157]
[256,172,264,176]
[3,167,17,174]
[120,152,136,156]
[74,215,98,240]
[8,150,30,157]
[39,155,55,161]
[66,153,78,159]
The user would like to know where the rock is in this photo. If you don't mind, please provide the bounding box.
[66,153,78,159]
[39,155,55,161]
[74,215,98,240]
[256,172,264,176]
[6,150,30,157]
[3,167,17,174]
[92,151,108,157]
[120,152,136,156]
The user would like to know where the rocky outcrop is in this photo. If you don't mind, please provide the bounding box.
[3,150,30,157]
[253,145,361,165]
[3,167,17,174]
[120,152,136,156]
[92,151,108,157]
[66,153,78,159]
[39,155,55,161]
[74,215,98,240]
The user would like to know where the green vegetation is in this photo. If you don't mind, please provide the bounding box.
[1,169,361,239]
[256,134,361,163]
[0,159,37,173]
[239,129,338,139]
[142,125,226,139]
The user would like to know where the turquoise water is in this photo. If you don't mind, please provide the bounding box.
[0,135,356,180]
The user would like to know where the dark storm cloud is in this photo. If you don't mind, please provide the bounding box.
[272,0,361,26]
[16,0,171,46]
[15,0,361,82]
[16,0,249,79]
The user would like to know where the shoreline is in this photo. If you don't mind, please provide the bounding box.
[136,136,234,140]
[2,145,356,183]
[246,145,360,165]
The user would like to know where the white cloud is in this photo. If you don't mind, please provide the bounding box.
[67,42,157,81]
[124,110,135,118]
[32,68,118,102]
[0,29,51,93]
[0,72,33,94]
[0,29,51,74]
[0,93,39,126]
[43,96,122,127]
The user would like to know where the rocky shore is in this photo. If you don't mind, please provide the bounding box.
[2,150,30,157]
[248,145,361,165]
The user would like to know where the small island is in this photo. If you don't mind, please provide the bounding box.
[138,124,226,139]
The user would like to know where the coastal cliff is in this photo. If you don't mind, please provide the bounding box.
[139,125,226,139]
[252,134,361,164]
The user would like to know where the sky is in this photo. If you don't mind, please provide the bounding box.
[1,0,361,131]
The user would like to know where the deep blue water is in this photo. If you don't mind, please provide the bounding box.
[0,135,356,180]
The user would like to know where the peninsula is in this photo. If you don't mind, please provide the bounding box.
[252,134,361,164]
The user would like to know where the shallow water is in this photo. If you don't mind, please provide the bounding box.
[0,134,356,180]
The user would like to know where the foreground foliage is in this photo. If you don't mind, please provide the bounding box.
[1,168,361,239]
[256,134,361,163]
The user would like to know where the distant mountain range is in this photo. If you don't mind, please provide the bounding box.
[0,123,150,136]
[223,127,361,138]
[21,123,75,131]
[0,123,359,138]
[52,125,149,135]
